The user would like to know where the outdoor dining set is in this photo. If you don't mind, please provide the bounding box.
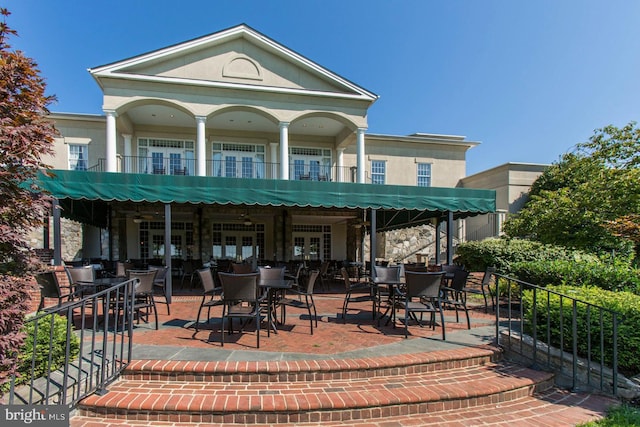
[35,260,495,349]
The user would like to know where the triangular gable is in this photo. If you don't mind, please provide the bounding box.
[90,24,378,101]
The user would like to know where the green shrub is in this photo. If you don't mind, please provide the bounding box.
[522,285,640,376]
[6,313,80,391]
[512,259,640,293]
[455,238,589,273]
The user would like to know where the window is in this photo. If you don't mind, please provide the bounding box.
[371,160,385,184]
[290,147,331,181]
[138,138,195,175]
[212,142,265,178]
[417,163,432,187]
[69,144,88,170]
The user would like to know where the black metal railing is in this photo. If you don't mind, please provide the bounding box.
[87,156,357,182]
[6,279,137,407]
[493,273,621,396]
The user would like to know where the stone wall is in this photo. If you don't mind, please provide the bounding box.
[27,218,84,262]
[364,224,455,264]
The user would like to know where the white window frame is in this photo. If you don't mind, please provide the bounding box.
[371,160,386,185]
[138,138,195,175]
[68,144,88,171]
[211,142,265,178]
[417,162,432,187]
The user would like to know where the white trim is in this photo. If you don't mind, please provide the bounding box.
[92,72,374,101]
[63,137,91,145]
[89,25,378,102]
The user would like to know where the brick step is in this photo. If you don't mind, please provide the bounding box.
[74,354,557,424]
[71,388,616,426]
[121,346,502,383]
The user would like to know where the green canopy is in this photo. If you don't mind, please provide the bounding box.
[38,170,495,231]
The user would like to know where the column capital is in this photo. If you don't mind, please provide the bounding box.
[279,121,290,129]
[121,133,132,139]
[195,115,207,123]
[104,109,118,118]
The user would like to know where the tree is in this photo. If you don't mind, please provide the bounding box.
[503,122,640,257]
[0,9,57,388]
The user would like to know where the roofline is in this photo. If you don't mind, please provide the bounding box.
[366,132,480,148]
[47,112,105,122]
[89,24,379,102]
[462,162,550,180]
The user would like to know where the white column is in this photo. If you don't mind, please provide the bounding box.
[105,110,118,172]
[337,148,344,182]
[122,134,132,173]
[269,142,279,179]
[279,122,290,180]
[196,116,206,177]
[356,128,366,183]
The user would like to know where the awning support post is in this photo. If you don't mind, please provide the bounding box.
[164,203,172,304]
[370,209,376,278]
[53,198,62,266]
[447,211,454,265]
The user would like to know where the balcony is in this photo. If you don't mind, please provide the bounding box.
[88,156,357,182]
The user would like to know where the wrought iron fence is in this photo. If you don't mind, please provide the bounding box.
[87,156,357,182]
[6,278,137,407]
[493,273,621,396]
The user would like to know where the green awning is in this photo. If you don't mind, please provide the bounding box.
[38,170,495,230]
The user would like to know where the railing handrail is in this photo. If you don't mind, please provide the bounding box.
[492,272,621,396]
[7,278,137,407]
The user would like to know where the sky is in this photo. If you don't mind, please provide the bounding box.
[6,0,640,175]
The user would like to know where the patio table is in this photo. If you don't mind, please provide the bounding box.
[259,279,292,335]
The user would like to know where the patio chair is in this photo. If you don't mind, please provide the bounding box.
[218,272,264,348]
[115,261,134,278]
[318,261,331,292]
[127,270,159,329]
[35,271,75,311]
[278,270,319,335]
[66,265,96,299]
[231,263,254,274]
[462,266,496,312]
[340,267,377,323]
[399,271,446,339]
[440,267,471,329]
[181,259,199,288]
[193,268,223,333]
[372,265,402,326]
[149,265,170,314]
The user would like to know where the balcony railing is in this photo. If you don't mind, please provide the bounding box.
[88,156,357,182]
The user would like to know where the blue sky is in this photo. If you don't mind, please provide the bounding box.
[7,0,640,175]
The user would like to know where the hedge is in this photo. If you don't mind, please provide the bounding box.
[454,238,594,273]
[511,259,640,294]
[522,285,640,376]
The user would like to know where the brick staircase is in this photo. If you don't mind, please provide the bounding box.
[70,345,615,426]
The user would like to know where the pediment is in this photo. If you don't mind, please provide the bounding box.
[90,25,377,101]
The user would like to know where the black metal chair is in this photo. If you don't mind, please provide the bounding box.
[218,272,264,348]
[463,266,496,312]
[278,270,319,335]
[440,268,471,329]
[149,265,170,314]
[372,265,402,326]
[340,267,377,323]
[65,265,96,299]
[35,271,74,311]
[399,271,446,339]
[193,268,223,333]
[127,270,159,329]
